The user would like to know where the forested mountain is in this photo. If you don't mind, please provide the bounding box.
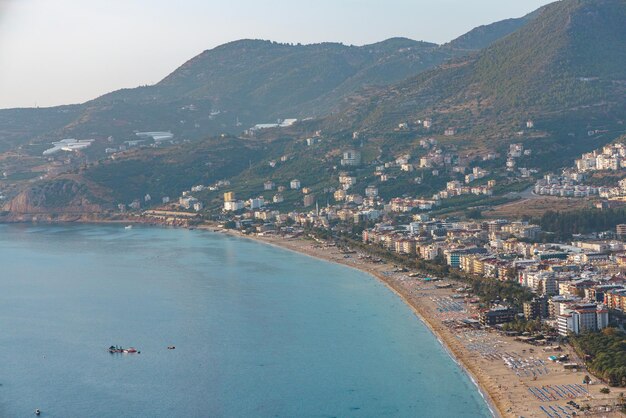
[445,11,537,51]
[332,0,626,137]
[3,135,287,214]
[7,0,626,214]
[0,106,81,152]
[0,12,539,148]
[0,38,461,145]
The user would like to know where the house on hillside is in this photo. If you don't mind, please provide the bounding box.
[341,149,361,167]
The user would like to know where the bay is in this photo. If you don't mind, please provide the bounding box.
[0,224,491,417]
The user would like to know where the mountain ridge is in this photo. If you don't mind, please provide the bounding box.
[12,2,623,213]
[0,11,538,148]
[331,0,626,137]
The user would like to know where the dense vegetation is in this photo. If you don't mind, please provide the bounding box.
[501,319,545,334]
[571,329,626,386]
[5,0,626,213]
[0,4,553,151]
[0,106,81,151]
[84,136,289,204]
[538,208,626,239]
[444,13,536,51]
[334,0,626,143]
[0,37,474,146]
[29,179,103,208]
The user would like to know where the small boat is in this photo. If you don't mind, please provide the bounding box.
[35,409,41,416]
[124,225,133,230]
[109,345,139,354]
[167,346,176,350]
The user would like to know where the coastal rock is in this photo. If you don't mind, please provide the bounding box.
[3,176,112,216]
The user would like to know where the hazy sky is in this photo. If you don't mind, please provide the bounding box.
[0,0,552,109]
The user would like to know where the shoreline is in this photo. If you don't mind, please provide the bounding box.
[211,229,621,418]
[215,228,502,417]
[0,218,501,414]
[3,218,619,417]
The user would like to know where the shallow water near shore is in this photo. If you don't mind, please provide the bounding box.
[0,224,491,417]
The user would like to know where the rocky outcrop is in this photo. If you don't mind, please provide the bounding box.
[2,177,112,216]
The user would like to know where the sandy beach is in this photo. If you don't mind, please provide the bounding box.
[215,229,626,418]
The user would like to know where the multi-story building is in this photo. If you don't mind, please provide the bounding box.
[445,247,488,269]
[338,172,357,188]
[365,186,378,198]
[248,197,265,210]
[224,200,245,211]
[340,150,361,166]
[479,307,516,326]
[519,270,558,296]
[604,288,626,311]
[290,179,301,190]
[549,295,582,318]
[523,297,549,320]
[586,285,624,303]
[180,196,198,210]
[557,303,609,336]
[395,239,417,255]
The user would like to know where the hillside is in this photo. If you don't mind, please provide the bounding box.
[202,0,626,209]
[0,14,539,149]
[445,12,537,51]
[0,106,82,152]
[0,133,293,216]
[471,0,626,110]
[0,38,465,147]
[11,0,626,214]
[306,0,626,178]
[2,176,111,215]
[334,0,626,135]
[0,16,542,214]
[82,135,294,205]
[149,38,446,116]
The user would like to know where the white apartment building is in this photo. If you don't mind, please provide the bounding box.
[557,303,609,336]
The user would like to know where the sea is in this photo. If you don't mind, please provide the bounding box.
[0,224,491,417]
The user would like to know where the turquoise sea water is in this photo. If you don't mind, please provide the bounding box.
[0,224,491,417]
